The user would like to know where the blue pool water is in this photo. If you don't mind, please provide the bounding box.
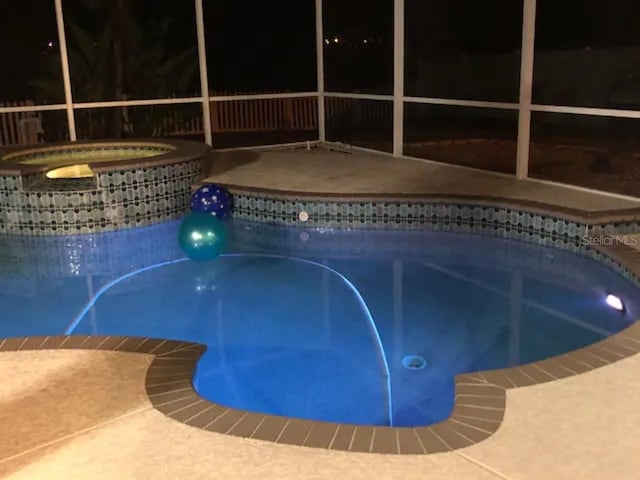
[1,220,638,427]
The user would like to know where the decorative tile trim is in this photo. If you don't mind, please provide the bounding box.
[223,188,640,255]
[0,220,182,279]
[0,140,207,236]
[212,182,640,223]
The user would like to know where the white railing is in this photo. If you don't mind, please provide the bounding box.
[0,101,45,146]
[211,95,317,132]
[1,95,398,146]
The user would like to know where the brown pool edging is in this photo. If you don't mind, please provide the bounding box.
[1,319,639,454]
[0,334,505,454]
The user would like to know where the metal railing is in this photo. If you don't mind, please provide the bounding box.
[0,101,44,146]
[0,95,395,146]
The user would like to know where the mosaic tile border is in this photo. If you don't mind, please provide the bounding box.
[228,185,640,286]
[0,140,208,236]
[228,189,639,230]
[0,220,182,282]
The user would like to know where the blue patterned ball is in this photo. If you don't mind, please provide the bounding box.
[190,184,232,218]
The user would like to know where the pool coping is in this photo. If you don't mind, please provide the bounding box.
[0,138,209,175]
[1,239,639,455]
[209,183,640,225]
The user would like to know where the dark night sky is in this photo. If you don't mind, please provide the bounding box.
[3,0,640,99]
[536,0,640,50]
[5,0,640,50]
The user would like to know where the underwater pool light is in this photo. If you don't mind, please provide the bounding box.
[606,294,625,313]
[46,164,93,179]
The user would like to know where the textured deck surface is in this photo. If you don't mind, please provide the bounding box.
[2,348,640,479]
[204,147,640,212]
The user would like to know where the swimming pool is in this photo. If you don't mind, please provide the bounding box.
[0,219,638,427]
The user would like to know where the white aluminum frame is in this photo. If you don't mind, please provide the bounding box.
[0,0,637,200]
[54,0,77,140]
[325,92,393,101]
[403,96,519,110]
[71,97,203,110]
[195,0,213,145]
[315,0,326,141]
[393,0,404,156]
[0,104,67,114]
[531,104,640,118]
[516,0,537,179]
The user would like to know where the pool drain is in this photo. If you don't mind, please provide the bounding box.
[402,355,427,370]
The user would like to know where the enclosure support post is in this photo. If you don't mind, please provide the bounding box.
[54,0,77,141]
[516,0,537,179]
[195,0,213,146]
[393,0,405,156]
[315,0,326,142]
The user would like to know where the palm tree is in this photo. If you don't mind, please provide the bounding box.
[33,0,199,138]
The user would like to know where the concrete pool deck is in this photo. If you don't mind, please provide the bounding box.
[2,145,640,478]
[1,347,640,480]
[203,144,640,214]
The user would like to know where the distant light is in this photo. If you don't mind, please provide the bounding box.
[324,39,330,45]
[606,294,625,313]
[191,231,203,241]
[363,39,368,44]
[47,41,54,47]
[333,37,339,44]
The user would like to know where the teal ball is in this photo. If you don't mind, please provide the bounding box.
[178,212,227,262]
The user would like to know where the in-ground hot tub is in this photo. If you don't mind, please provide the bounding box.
[0,139,208,235]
